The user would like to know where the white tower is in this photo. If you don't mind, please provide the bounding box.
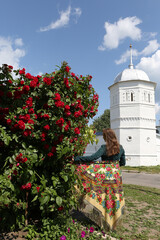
[108,45,158,166]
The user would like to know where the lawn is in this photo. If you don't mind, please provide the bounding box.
[121,165,160,174]
[109,184,160,240]
[1,184,160,239]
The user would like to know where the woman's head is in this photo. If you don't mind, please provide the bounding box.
[103,128,120,156]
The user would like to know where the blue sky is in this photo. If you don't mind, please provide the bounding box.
[1,0,160,124]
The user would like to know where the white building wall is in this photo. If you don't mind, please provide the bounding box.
[109,79,159,166]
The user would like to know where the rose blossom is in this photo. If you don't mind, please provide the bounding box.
[54,93,61,101]
[74,127,80,135]
[65,66,70,72]
[43,125,50,131]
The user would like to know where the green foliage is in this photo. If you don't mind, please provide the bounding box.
[0,62,99,233]
[24,215,106,239]
[91,109,110,132]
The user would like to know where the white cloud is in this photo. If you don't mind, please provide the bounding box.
[39,6,82,32]
[40,6,71,32]
[14,38,23,47]
[116,40,160,65]
[155,103,160,115]
[136,50,160,102]
[98,16,142,50]
[140,40,159,56]
[73,7,82,23]
[0,36,25,69]
[115,48,139,65]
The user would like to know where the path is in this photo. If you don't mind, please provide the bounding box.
[122,171,160,189]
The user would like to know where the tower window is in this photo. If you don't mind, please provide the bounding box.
[131,92,134,101]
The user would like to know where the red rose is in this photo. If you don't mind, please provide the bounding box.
[18,120,25,130]
[74,127,80,135]
[6,119,12,125]
[43,125,50,131]
[22,85,30,93]
[56,118,64,128]
[20,80,24,85]
[23,130,31,137]
[64,124,69,131]
[8,80,12,84]
[42,114,50,119]
[8,65,13,69]
[43,77,52,85]
[28,108,34,114]
[19,68,25,75]
[25,182,32,190]
[48,152,53,157]
[36,186,40,192]
[65,66,70,73]
[74,110,82,118]
[30,80,37,88]
[25,73,33,79]
[54,93,61,101]
[71,72,75,77]
[65,105,70,111]
[58,206,64,211]
[55,101,64,108]
[65,111,71,117]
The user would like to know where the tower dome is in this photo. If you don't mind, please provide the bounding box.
[114,44,150,83]
[114,68,150,83]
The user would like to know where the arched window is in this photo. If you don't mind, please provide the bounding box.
[148,94,150,102]
[131,92,134,101]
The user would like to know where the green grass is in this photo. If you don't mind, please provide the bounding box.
[1,184,160,239]
[121,165,160,174]
[108,184,160,240]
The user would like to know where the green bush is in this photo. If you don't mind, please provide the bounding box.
[0,62,99,233]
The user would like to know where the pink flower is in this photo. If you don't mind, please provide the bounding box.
[106,167,111,171]
[81,231,86,238]
[89,227,94,233]
[60,236,66,240]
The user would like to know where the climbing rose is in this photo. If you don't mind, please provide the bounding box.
[43,125,50,131]
[65,66,70,72]
[74,127,80,134]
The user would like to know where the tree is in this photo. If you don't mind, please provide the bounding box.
[91,109,110,132]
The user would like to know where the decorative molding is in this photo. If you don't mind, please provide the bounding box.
[111,117,156,122]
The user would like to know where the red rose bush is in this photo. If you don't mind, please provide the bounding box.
[0,62,99,232]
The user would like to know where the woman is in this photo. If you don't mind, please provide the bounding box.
[74,128,125,231]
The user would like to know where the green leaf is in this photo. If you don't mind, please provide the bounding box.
[62,175,68,182]
[56,196,62,206]
[32,195,38,202]
[71,165,75,173]
[41,195,50,205]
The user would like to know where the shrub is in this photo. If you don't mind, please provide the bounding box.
[0,62,99,232]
